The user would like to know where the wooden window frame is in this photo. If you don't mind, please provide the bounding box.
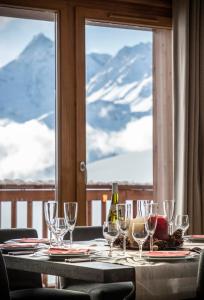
[75,5,173,223]
[0,0,172,225]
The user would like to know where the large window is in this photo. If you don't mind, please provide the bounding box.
[0,8,57,233]
[86,24,153,185]
[0,0,172,227]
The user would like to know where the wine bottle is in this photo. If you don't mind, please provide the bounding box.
[107,182,119,222]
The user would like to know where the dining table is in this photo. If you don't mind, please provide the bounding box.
[3,240,203,300]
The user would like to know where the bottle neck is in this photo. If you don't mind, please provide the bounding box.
[111,192,119,204]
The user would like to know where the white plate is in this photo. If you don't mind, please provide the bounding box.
[49,252,91,257]
[144,254,198,261]
[48,252,92,261]
[94,238,107,242]
[188,236,204,242]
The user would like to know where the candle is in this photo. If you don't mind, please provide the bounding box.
[128,217,146,243]
[154,215,168,240]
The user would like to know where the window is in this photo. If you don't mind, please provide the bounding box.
[0,0,172,228]
[76,6,173,224]
[0,7,57,234]
[86,24,153,185]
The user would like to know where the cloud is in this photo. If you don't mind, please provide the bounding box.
[0,115,152,180]
[0,17,12,30]
[87,115,152,160]
[0,118,55,181]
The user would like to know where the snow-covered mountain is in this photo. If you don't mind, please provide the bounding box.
[0,33,153,182]
[0,34,55,128]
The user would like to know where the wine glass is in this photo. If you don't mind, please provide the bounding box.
[52,218,68,247]
[116,203,131,255]
[145,203,158,252]
[64,202,78,248]
[163,200,175,235]
[132,218,148,259]
[44,201,57,246]
[137,200,152,217]
[103,221,119,257]
[175,214,189,238]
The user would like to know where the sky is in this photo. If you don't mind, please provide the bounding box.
[0,16,152,67]
[0,17,55,67]
[86,24,152,55]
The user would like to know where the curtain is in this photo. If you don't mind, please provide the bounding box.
[173,0,204,233]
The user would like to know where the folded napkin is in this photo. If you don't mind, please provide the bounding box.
[190,235,204,239]
[0,243,38,249]
[7,238,49,244]
[145,251,190,257]
[48,248,90,255]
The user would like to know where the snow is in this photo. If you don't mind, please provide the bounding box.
[87,150,152,184]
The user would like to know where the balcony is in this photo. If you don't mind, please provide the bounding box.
[0,183,153,237]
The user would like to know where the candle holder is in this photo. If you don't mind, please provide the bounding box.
[114,228,183,251]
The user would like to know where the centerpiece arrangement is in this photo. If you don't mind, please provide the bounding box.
[107,184,189,255]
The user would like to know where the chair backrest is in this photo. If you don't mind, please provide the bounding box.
[64,226,103,241]
[0,251,11,300]
[0,228,42,291]
[197,250,204,298]
[0,228,38,243]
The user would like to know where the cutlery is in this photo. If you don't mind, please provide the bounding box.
[190,247,202,254]
[8,251,34,255]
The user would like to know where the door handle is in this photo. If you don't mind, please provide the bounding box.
[80,161,87,184]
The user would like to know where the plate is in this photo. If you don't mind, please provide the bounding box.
[5,238,49,244]
[143,251,197,261]
[188,235,204,242]
[144,255,197,261]
[49,253,91,261]
[0,242,39,253]
[47,248,93,261]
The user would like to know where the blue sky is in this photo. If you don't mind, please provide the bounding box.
[0,17,55,67]
[0,16,152,67]
[86,25,152,55]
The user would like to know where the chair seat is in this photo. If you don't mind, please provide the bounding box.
[10,288,90,300]
[64,281,134,300]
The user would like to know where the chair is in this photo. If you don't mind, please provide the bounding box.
[183,250,204,300]
[64,226,103,242]
[0,250,90,300]
[62,226,135,300]
[0,228,42,290]
[196,250,204,299]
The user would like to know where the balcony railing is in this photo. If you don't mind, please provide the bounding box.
[0,183,153,237]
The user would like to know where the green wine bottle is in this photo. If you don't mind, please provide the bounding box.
[107,182,119,222]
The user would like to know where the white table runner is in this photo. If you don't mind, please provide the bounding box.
[92,248,199,300]
[74,241,202,300]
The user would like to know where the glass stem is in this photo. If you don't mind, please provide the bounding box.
[59,236,63,247]
[109,242,113,257]
[139,242,143,259]
[123,235,126,255]
[150,234,153,252]
[169,222,173,235]
[49,226,52,247]
[70,231,73,248]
